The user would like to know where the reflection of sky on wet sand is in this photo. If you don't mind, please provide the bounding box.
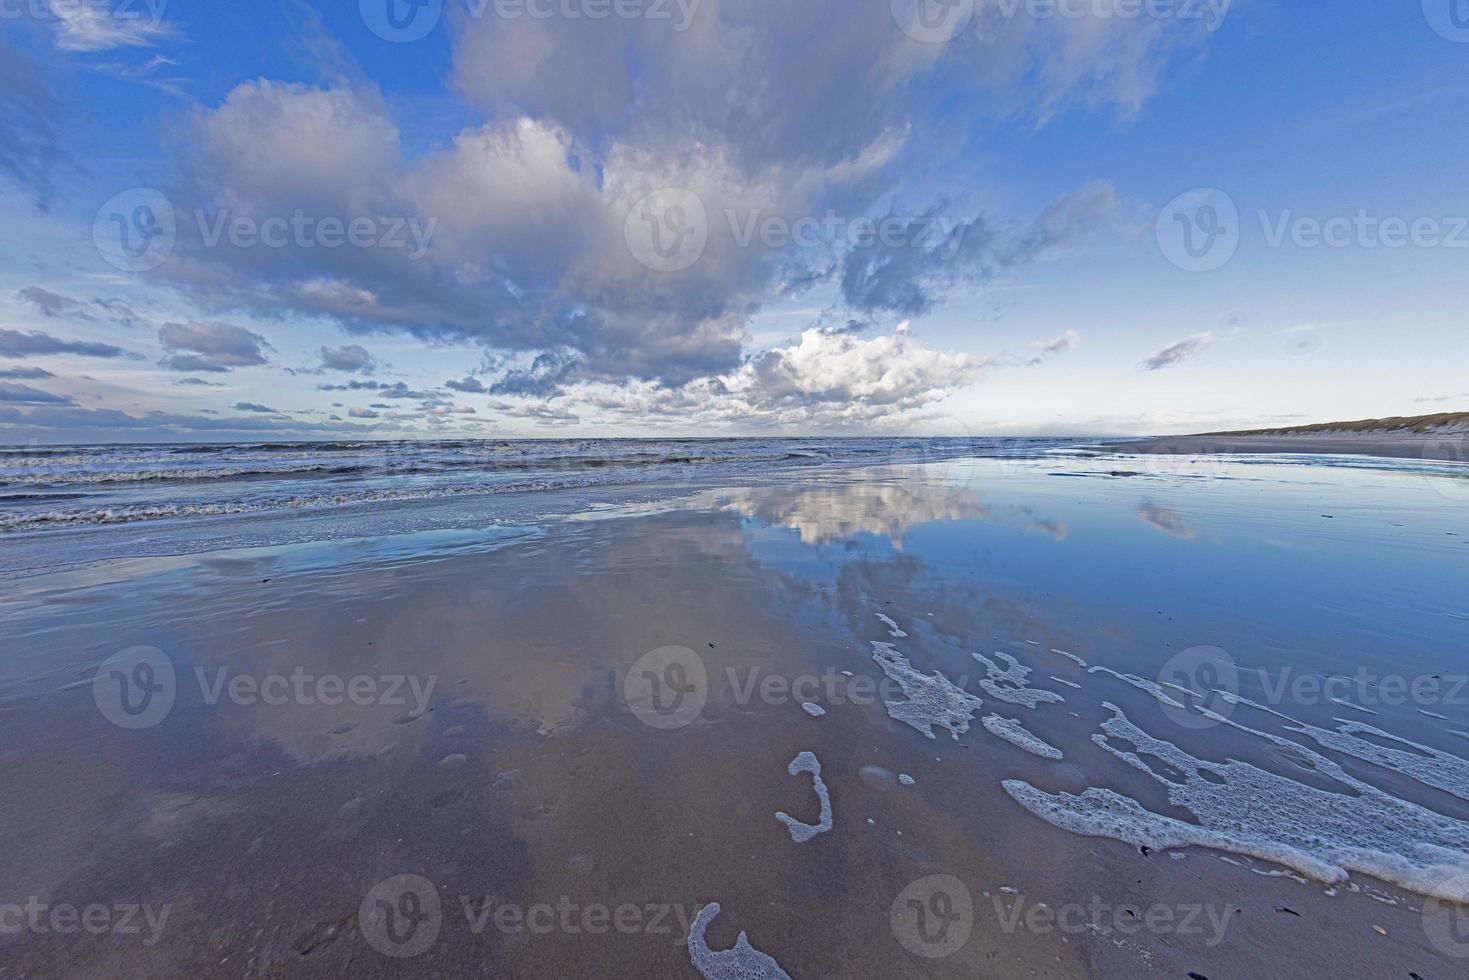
[707,471,1067,547]
[1137,501,1197,539]
[2,454,1468,977]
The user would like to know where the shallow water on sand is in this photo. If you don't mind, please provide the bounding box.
[1,452,1466,977]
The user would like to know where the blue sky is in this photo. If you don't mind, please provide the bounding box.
[1,0,1465,442]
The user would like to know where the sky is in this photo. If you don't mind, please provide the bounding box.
[0,0,1466,443]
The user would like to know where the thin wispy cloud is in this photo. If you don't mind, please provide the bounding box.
[1143,332,1215,371]
[47,0,180,52]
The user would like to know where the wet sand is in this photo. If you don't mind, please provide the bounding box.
[2,459,1467,978]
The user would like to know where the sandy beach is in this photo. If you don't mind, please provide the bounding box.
[1107,416,1469,462]
[3,448,1467,978]
[1107,432,1468,461]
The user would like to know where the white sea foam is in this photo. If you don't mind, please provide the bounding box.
[875,613,907,638]
[898,773,916,786]
[801,702,826,717]
[687,904,792,980]
[1285,719,1469,802]
[776,751,832,843]
[1085,665,1188,710]
[1050,676,1082,689]
[870,641,982,740]
[973,651,1065,709]
[1003,704,1469,902]
[982,714,1064,759]
[1050,649,1088,667]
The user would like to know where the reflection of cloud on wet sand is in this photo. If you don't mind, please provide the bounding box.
[1138,502,1196,539]
[712,483,1067,546]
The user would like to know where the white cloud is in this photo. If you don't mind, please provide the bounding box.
[533,324,990,428]
[47,1,180,52]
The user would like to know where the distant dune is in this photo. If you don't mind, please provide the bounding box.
[1200,412,1469,437]
[1108,412,1468,461]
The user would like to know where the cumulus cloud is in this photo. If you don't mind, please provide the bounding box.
[536,324,988,429]
[0,329,131,359]
[348,407,379,419]
[157,321,271,372]
[152,0,1211,400]
[1143,332,1215,371]
[233,401,278,413]
[318,344,376,374]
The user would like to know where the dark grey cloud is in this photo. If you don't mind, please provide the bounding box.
[0,365,55,379]
[316,379,433,399]
[0,37,71,210]
[490,351,581,397]
[1143,332,1215,371]
[839,184,1115,317]
[157,321,270,372]
[0,329,131,359]
[18,286,90,319]
[0,382,74,405]
[0,406,389,437]
[233,401,278,413]
[445,376,486,394]
[318,344,375,374]
[17,288,146,329]
[174,377,224,386]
